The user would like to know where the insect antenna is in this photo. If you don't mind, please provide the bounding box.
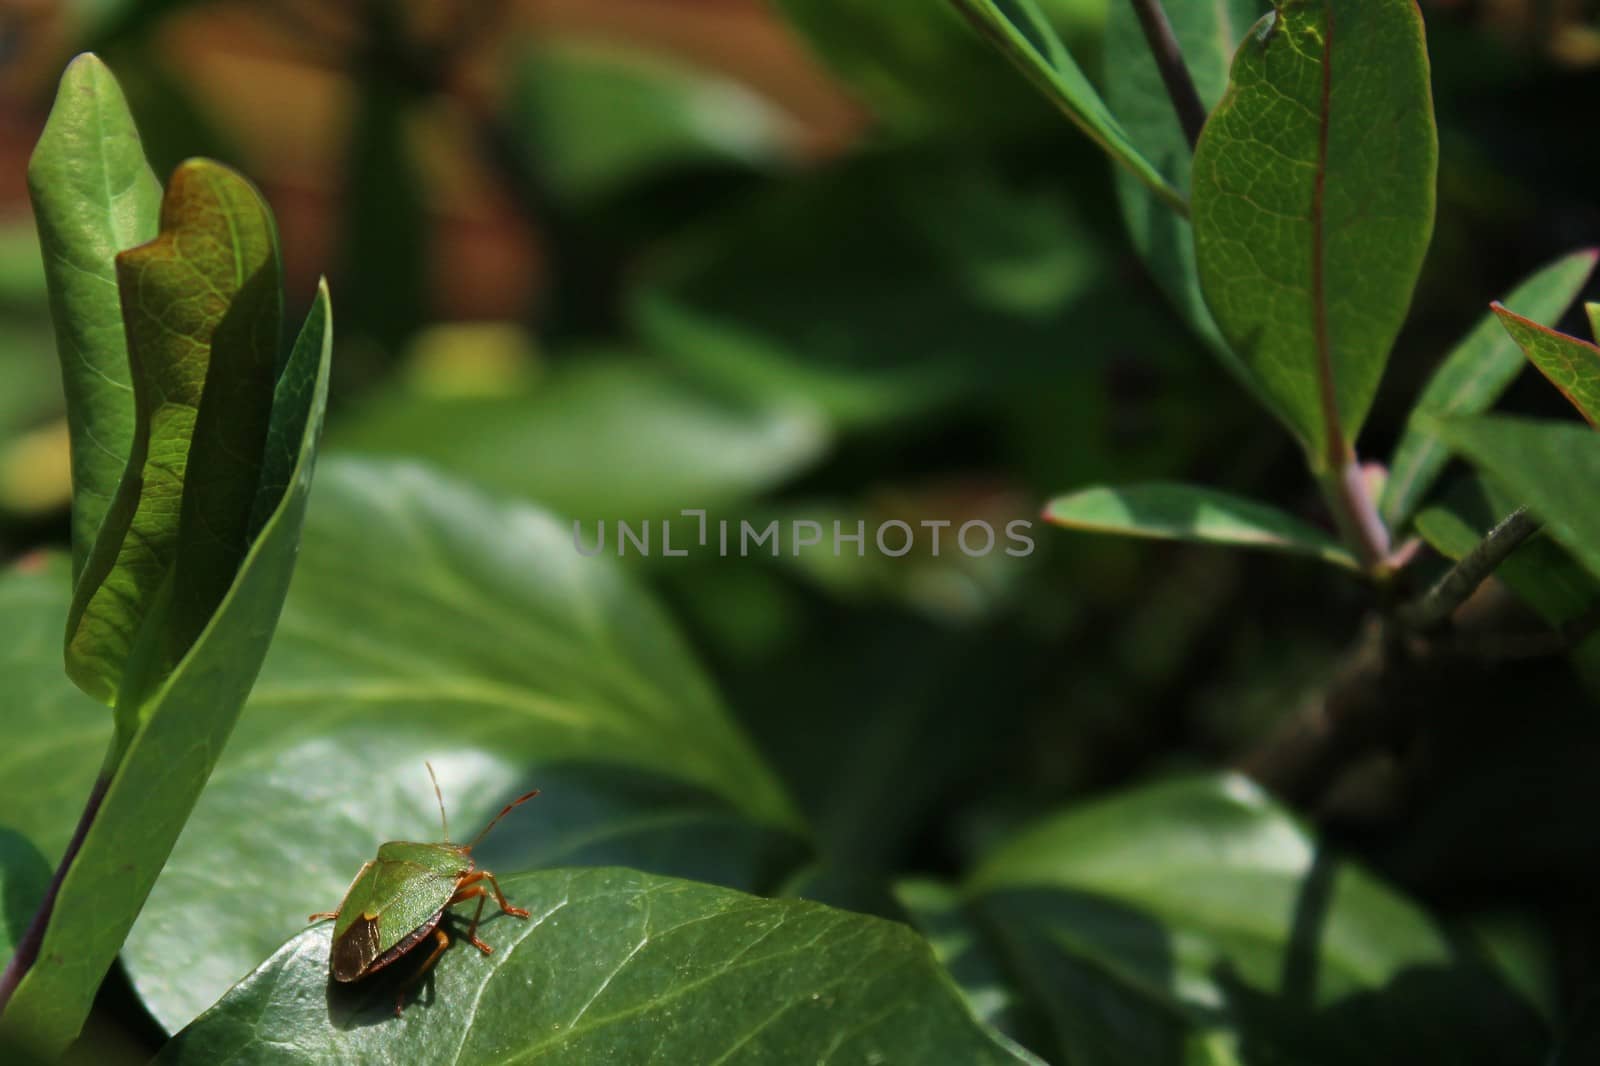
[467,788,541,850]
[424,761,450,842]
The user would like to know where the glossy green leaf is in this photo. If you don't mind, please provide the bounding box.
[26,53,161,577]
[895,879,1032,1042]
[1494,303,1600,425]
[633,153,1179,428]
[1382,250,1596,531]
[1104,0,1269,408]
[332,355,828,522]
[1433,415,1600,582]
[1044,483,1357,569]
[1192,0,1438,468]
[948,0,1183,210]
[155,868,1037,1065]
[0,291,330,1058]
[65,159,282,710]
[968,775,1545,1065]
[510,38,791,207]
[107,458,804,1031]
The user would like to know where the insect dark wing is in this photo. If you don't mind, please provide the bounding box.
[331,913,384,982]
[364,908,445,977]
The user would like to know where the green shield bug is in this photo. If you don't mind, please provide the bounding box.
[309,764,539,1013]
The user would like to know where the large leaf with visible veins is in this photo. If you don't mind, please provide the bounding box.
[106,459,807,1032]
[1192,0,1437,468]
[156,869,1040,1064]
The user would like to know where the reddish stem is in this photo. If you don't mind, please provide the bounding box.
[0,774,111,1014]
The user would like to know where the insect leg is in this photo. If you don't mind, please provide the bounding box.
[450,888,493,954]
[394,928,450,1016]
[308,911,338,922]
[478,870,530,919]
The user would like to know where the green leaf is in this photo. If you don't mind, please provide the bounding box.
[1381,250,1596,531]
[947,0,1183,211]
[1104,0,1270,408]
[107,458,804,1031]
[1414,473,1600,693]
[1433,414,1600,583]
[0,557,109,969]
[1192,0,1438,468]
[0,290,330,1058]
[332,355,828,522]
[968,775,1546,1065]
[1493,303,1600,425]
[26,53,161,578]
[895,879,1033,1042]
[155,868,1038,1064]
[65,159,283,710]
[1415,474,1599,631]
[509,38,790,208]
[771,0,1102,139]
[632,152,1179,429]
[1043,483,1358,569]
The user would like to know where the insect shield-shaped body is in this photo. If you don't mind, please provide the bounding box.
[309,765,539,1013]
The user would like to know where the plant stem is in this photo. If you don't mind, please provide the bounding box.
[0,774,110,1014]
[1320,459,1391,575]
[1127,0,1208,150]
[1400,507,1541,632]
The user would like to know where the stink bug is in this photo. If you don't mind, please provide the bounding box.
[309,764,539,1013]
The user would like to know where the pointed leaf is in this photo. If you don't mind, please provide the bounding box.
[26,53,161,578]
[1105,0,1272,410]
[1192,0,1438,467]
[0,297,330,1058]
[1381,250,1596,531]
[1044,482,1357,569]
[947,0,1184,212]
[1433,414,1600,583]
[155,868,1039,1064]
[65,159,282,709]
[968,775,1545,1065]
[1494,303,1600,426]
[771,0,1101,139]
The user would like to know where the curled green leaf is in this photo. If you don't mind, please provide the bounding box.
[26,53,161,577]
[65,159,282,709]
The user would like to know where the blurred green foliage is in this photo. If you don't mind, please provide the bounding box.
[5,0,1600,1061]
